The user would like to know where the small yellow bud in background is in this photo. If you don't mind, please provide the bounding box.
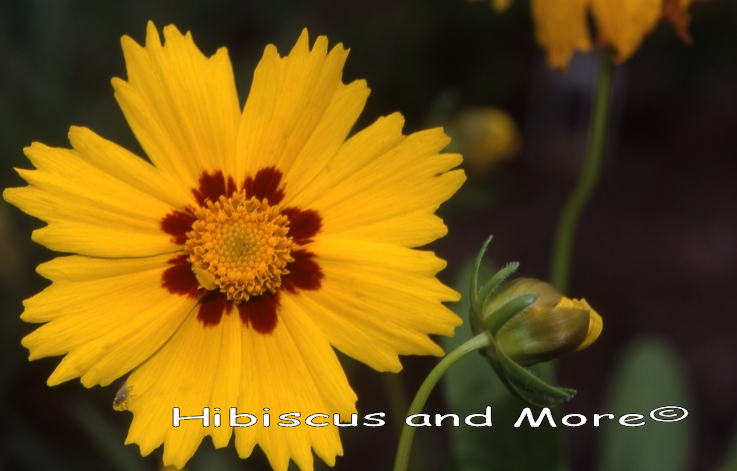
[450,107,521,178]
[466,0,513,13]
[492,0,513,12]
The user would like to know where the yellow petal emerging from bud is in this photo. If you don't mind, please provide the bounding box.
[567,298,603,351]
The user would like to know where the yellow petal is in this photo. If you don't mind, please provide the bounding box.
[121,290,355,471]
[68,126,192,209]
[573,298,603,351]
[113,22,241,188]
[296,113,465,247]
[590,0,664,62]
[234,297,355,471]
[124,308,241,468]
[3,141,179,257]
[662,0,694,43]
[304,237,461,372]
[531,0,593,70]
[236,29,370,198]
[20,254,193,386]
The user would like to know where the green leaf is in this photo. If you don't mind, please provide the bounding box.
[715,423,737,471]
[441,258,567,471]
[598,337,693,471]
[66,398,144,471]
[470,235,494,308]
[495,346,576,407]
[486,293,538,336]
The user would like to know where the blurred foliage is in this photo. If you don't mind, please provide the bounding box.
[597,338,693,471]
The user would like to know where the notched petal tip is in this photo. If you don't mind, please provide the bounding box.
[146,20,164,46]
[2,187,20,206]
[292,27,349,61]
[292,28,311,55]
[426,340,448,358]
[22,141,52,162]
[163,23,197,49]
[20,334,38,355]
[446,287,463,303]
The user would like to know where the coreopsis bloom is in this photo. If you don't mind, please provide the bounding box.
[3,23,465,471]
[477,0,707,69]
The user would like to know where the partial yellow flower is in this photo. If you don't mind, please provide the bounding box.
[589,0,663,64]
[484,0,707,69]
[530,0,593,70]
[3,23,465,471]
[662,0,702,43]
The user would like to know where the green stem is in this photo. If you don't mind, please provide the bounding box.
[392,333,491,471]
[382,372,410,436]
[549,50,616,293]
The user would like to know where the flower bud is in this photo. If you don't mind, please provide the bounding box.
[468,237,603,407]
[489,278,603,366]
[450,106,521,177]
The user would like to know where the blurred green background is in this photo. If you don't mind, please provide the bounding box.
[1,1,736,470]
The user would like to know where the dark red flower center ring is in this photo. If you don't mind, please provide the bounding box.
[160,167,322,334]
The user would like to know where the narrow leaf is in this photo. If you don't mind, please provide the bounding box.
[598,337,693,471]
[475,261,520,315]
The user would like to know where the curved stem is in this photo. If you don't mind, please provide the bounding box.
[549,50,616,293]
[393,333,491,471]
[382,372,410,437]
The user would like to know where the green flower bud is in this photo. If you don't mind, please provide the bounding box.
[468,237,603,407]
[489,279,603,366]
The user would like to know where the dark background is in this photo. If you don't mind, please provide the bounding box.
[1,1,735,470]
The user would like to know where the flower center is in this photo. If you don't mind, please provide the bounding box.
[184,191,294,303]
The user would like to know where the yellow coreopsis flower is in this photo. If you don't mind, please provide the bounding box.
[480,0,706,69]
[3,23,465,471]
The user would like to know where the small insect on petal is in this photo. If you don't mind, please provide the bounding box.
[193,267,218,291]
[113,382,132,411]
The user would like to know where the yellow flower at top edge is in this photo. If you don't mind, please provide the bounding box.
[3,22,465,471]
[480,0,707,69]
